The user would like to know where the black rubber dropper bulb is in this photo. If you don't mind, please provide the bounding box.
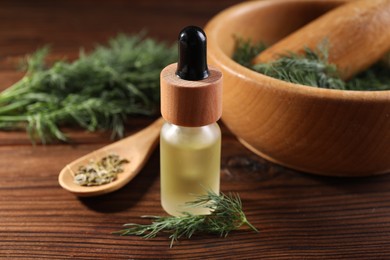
[176,26,209,81]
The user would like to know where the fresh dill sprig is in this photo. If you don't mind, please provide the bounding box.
[0,34,177,143]
[232,37,267,68]
[346,61,390,91]
[233,37,390,91]
[114,190,258,248]
[253,44,346,89]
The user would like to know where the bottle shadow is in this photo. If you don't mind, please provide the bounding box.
[223,152,390,193]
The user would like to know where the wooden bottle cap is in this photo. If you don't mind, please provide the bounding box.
[161,63,222,127]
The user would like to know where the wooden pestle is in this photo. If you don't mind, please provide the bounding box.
[252,0,390,80]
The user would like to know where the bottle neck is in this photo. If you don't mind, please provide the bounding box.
[161,120,221,147]
[164,121,217,129]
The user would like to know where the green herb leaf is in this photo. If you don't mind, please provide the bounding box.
[233,37,390,91]
[232,36,267,68]
[0,34,177,143]
[114,189,258,248]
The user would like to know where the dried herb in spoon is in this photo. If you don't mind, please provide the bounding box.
[74,154,129,186]
[114,189,258,248]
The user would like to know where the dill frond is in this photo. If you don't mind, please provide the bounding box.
[233,37,390,91]
[0,34,177,143]
[114,190,258,248]
[232,37,267,68]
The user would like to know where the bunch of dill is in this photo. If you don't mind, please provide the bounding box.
[0,34,177,143]
[233,38,390,91]
[114,189,258,248]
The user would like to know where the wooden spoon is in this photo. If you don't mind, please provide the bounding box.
[252,0,390,80]
[58,117,164,197]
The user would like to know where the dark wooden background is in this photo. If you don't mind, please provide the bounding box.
[1,0,390,259]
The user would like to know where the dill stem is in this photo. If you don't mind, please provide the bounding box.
[244,218,259,233]
[0,85,30,104]
[0,115,29,122]
[0,100,31,114]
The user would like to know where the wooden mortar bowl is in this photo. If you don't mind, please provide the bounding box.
[205,0,390,176]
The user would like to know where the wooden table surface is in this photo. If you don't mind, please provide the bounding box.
[1,0,390,259]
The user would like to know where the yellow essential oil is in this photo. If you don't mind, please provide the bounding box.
[160,122,221,216]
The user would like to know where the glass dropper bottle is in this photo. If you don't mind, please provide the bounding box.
[160,26,223,216]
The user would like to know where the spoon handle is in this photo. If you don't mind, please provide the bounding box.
[58,117,165,197]
[102,117,164,156]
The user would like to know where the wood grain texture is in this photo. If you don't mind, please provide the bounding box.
[1,0,390,259]
[206,0,390,176]
[252,0,390,80]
